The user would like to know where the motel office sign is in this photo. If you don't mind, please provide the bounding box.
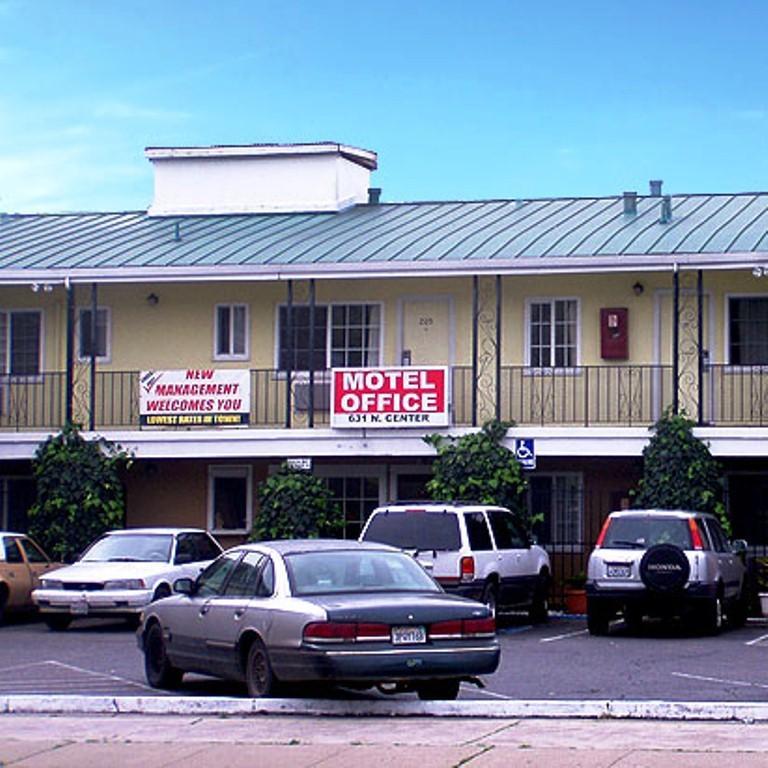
[140,369,250,426]
[331,367,449,428]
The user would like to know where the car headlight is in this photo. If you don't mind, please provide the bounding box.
[40,579,63,589]
[103,579,146,590]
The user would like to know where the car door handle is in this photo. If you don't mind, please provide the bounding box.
[199,605,210,616]
[234,608,246,619]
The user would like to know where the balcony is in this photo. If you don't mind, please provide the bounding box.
[3,363,768,432]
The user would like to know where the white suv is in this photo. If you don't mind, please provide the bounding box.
[360,501,551,622]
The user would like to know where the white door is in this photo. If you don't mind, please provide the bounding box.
[400,298,453,366]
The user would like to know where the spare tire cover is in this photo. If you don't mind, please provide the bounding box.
[639,544,690,592]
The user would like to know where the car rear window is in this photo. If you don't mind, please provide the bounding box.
[362,510,461,551]
[286,550,440,595]
[602,517,692,550]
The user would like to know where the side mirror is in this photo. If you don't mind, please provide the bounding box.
[731,539,748,556]
[173,577,196,595]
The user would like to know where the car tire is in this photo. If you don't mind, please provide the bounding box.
[0,588,7,626]
[586,601,610,636]
[144,622,183,689]
[729,588,749,629]
[44,615,72,632]
[623,606,644,634]
[700,594,724,636]
[528,573,550,624]
[245,638,277,697]
[416,679,461,701]
[481,582,498,620]
[639,544,690,592]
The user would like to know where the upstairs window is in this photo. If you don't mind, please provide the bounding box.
[215,304,248,360]
[0,310,42,376]
[729,297,768,365]
[78,307,110,361]
[278,303,381,372]
[527,299,578,368]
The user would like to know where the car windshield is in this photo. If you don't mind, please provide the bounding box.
[80,533,174,563]
[285,550,441,596]
[602,517,692,550]
[362,511,461,551]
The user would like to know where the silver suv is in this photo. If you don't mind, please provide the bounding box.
[360,502,551,622]
[586,509,748,635]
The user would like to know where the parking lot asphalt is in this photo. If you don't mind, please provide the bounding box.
[2,712,768,767]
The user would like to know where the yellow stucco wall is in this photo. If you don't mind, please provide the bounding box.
[1,268,764,372]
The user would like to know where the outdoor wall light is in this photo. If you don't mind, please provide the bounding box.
[146,292,159,306]
[632,281,644,296]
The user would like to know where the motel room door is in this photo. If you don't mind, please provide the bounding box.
[399,297,454,367]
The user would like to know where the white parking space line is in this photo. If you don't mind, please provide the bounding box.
[473,688,513,700]
[540,629,589,643]
[672,672,768,690]
[0,659,155,694]
[745,632,768,647]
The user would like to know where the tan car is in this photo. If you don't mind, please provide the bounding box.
[0,532,61,624]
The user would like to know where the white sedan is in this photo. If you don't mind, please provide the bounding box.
[32,528,222,630]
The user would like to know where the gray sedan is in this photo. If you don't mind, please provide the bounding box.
[138,539,500,700]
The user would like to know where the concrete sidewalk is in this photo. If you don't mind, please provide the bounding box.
[2,711,768,767]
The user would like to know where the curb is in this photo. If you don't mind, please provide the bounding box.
[2,695,768,722]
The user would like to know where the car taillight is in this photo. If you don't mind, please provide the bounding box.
[595,517,612,548]
[429,617,496,639]
[459,556,475,582]
[302,621,390,643]
[688,518,704,551]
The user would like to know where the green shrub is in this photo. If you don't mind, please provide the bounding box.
[250,463,343,541]
[27,424,132,562]
[632,409,730,535]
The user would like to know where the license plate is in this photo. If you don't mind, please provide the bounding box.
[391,625,426,645]
[607,564,631,578]
[70,599,88,616]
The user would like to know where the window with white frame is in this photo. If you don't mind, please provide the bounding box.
[208,465,252,533]
[77,307,110,361]
[728,296,768,365]
[214,304,248,360]
[278,303,381,372]
[0,310,42,376]
[314,465,384,539]
[528,474,583,546]
[527,299,578,368]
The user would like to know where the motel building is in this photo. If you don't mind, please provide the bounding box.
[2,141,768,599]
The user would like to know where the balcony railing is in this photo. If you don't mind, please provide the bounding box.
[5,363,768,431]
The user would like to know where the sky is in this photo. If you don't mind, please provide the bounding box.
[2,0,768,213]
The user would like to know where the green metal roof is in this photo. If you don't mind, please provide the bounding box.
[2,193,768,284]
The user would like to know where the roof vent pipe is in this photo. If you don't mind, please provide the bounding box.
[368,187,382,205]
[623,191,638,215]
[660,195,673,224]
[649,180,663,197]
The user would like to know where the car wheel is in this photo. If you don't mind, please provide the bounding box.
[729,588,749,629]
[44,615,72,632]
[144,622,183,689]
[700,594,724,636]
[0,589,7,626]
[528,573,550,624]
[416,679,461,701]
[586,601,610,636]
[245,638,277,697]
[481,582,498,620]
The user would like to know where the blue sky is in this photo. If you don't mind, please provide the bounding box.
[2,0,768,213]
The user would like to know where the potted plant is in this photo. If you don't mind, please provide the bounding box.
[563,571,587,615]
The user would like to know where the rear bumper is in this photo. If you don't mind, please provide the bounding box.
[585,581,717,614]
[271,641,500,684]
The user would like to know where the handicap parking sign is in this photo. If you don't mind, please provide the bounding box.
[514,438,536,470]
